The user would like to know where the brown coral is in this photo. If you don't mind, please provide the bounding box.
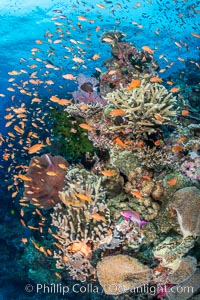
[97,255,152,295]
[23,154,68,209]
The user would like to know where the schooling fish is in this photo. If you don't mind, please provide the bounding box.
[120,210,148,228]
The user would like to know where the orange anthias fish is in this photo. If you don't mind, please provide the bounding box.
[177,137,186,143]
[76,193,92,203]
[28,143,44,154]
[18,174,32,181]
[170,87,180,93]
[113,137,127,148]
[131,189,143,200]
[101,170,116,177]
[91,213,107,223]
[150,77,163,83]
[142,46,154,54]
[109,109,126,116]
[172,145,183,152]
[181,110,189,116]
[126,79,141,90]
[79,123,94,131]
[167,178,177,186]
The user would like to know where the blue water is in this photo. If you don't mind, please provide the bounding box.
[0,0,199,299]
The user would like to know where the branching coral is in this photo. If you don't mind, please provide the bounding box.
[136,146,173,168]
[105,79,177,130]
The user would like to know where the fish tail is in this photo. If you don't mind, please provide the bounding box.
[139,221,149,228]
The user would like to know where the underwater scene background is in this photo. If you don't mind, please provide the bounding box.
[0,0,200,299]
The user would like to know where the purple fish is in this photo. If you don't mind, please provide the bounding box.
[120,210,148,228]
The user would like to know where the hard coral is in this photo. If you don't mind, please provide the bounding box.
[153,235,195,270]
[167,269,200,300]
[105,79,177,130]
[23,154,68,209]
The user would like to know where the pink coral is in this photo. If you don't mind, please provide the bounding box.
[72,74,107,105]
[181,157,200,180]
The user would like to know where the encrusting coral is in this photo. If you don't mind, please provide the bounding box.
[167,269,200,300]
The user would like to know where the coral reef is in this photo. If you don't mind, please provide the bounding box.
[50,109,97,162]
[51,166,112,281]
[12,31,200,300]
[23,154,68,209]
[100,31,159,96]
[136,145,173,168]
[52,201,111,281]
[96,255,152,295]
[171,186,200,237]
[58,166,107,207]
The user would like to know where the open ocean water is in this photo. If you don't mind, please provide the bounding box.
[0,0,200,299]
